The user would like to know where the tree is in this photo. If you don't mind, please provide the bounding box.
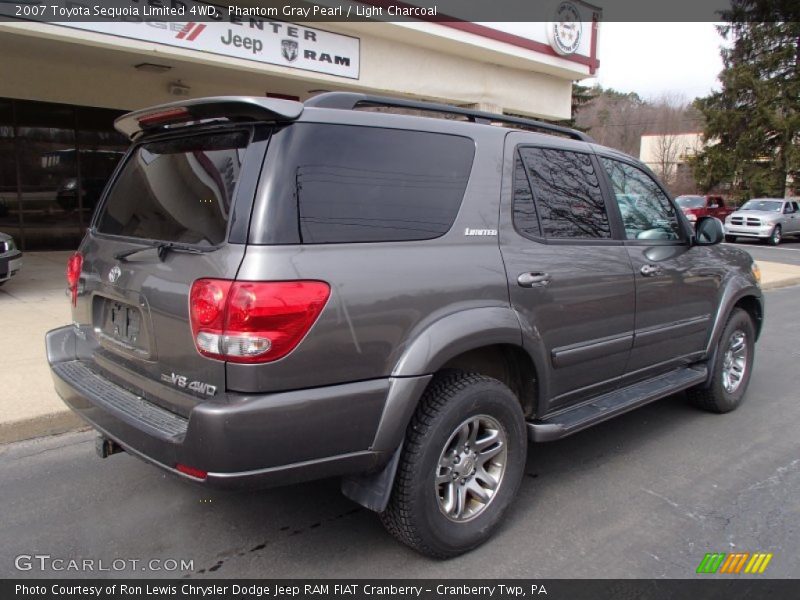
[691,2,800,198]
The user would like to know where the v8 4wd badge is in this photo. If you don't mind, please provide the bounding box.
[160,372,217,396]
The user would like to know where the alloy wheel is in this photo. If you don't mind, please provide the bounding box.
[435,415,507,522]
[721,330,747,393]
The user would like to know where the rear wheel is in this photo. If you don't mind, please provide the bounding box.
[380,372,526,558]
[687,308,755,413]
[767,225,782,245]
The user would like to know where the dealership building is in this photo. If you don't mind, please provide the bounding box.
[0,1,600,250]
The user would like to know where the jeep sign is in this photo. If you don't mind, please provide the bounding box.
[34,1,360,79]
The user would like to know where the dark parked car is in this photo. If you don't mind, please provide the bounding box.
[47,94,763,558]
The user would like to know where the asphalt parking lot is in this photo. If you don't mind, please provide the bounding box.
[1,281,798,579]
[728,237,800,267]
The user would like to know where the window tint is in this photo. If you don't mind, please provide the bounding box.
[600,157,682,241]
[96,131,250,246]
[284,124,474,243]
[512,153,540,238]
[518,147,610,239]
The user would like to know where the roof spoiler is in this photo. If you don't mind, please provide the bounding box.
[115,96,304,138]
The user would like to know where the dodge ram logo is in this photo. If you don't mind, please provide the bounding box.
[281,39,298,62]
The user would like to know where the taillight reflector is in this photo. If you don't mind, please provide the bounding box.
[189,280,330,363]
[66,252,83,307]
[176,464,207,480]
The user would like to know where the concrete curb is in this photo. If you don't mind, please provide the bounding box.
[761,277,800,291]
[0,411,88,445]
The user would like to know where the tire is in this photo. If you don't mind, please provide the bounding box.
[380,372,527,558]
[767,225,782,245]
[724,235,736,243]
[687,308,755,413]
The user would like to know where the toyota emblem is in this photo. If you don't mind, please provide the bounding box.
[108,265,122,284]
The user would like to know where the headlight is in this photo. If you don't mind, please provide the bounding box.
[5,238,15,252]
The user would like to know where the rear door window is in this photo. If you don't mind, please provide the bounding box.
[516,147,611,239]
[278,124,475,243]
[95,130,251,246]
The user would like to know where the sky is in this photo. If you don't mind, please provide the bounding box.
[584,23,726,102]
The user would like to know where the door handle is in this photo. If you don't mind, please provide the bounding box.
[640,264,663,277]
[518,272,551,287]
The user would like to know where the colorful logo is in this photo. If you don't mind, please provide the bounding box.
[696,552,773,574]
[176,22,206,42]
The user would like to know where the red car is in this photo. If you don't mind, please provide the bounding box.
[675,195,734,225]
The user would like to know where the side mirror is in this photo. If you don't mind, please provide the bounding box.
[695,217,724,245]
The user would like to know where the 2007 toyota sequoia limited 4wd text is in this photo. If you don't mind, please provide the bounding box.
[47,94,763,558]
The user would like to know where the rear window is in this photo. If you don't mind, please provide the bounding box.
[277,124,475,243]
[95,130,250,246]
[675,196,705,209]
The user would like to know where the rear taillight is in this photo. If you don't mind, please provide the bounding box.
[189,280,330,363]
[66,252,83,307]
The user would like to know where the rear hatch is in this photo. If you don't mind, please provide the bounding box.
[74,122,269,417]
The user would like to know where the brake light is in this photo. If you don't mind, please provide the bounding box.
[138,107,190,127]
[189,280,330,363]
[66,252,83,307]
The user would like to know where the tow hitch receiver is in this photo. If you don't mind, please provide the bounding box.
[95,436,124,459]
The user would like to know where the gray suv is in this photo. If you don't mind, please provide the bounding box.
[46,94,763,558]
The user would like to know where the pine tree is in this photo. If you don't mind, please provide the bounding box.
[691,1,800,198]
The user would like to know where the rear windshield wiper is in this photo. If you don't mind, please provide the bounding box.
[114,241,215,262]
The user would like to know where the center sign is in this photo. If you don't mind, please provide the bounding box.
[25,0,360,79]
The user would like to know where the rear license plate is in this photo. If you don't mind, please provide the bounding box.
[107,302,142,345]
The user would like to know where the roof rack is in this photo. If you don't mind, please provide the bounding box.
[305,92,593,142]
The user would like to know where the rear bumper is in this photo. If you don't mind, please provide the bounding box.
[46,325,410,489]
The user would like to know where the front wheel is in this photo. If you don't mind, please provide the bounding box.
[380,372,527,558]
[767,225,782,245]
[687,308,755,413]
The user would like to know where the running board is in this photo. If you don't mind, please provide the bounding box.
[528,366,707,442]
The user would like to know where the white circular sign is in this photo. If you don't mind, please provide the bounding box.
[547,2,583,56]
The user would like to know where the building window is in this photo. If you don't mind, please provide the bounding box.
[0,98,127,251]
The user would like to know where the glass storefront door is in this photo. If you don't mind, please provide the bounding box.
[0,98,127,251]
